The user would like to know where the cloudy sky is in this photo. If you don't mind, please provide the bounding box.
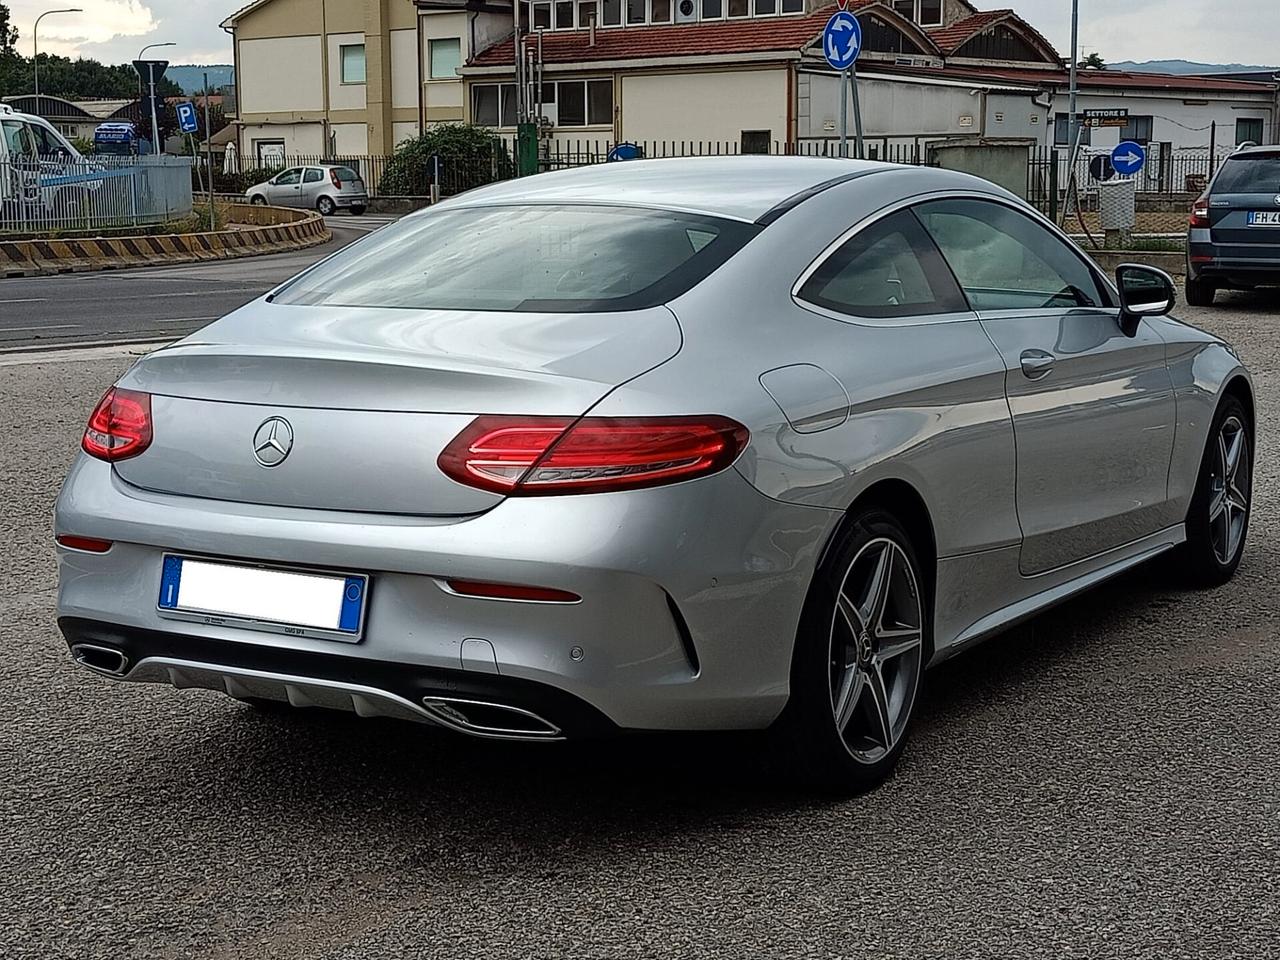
[7,0,1279,67]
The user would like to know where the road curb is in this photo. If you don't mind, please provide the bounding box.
[0,204,330,278]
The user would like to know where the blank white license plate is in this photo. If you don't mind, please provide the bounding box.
[157,556,368,642]
[1247,211,1280,226]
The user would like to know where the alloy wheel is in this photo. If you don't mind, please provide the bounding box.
[1209,415,1251,566]
[828,538,923,764]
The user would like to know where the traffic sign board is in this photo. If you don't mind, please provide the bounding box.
[1083,108,1128,129]
[1111,140,1146,177]
[175,101,199,134]
[1089,154,1115,182]
[823,11,862,71]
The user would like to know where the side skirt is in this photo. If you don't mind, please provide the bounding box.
[931,524,1186,664]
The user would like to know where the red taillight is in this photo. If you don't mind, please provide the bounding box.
[56,534,113,553]
[438,415,749,496]
[445,579,581,603]
[330,168,342,189]
[82,387,152,461]
[1189,198,1211,228]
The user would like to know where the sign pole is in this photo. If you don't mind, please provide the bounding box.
[839,67,849,159]
[850,63,865,160]
[148,64,160,156]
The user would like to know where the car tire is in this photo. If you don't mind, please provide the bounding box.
[350,204,367,216]
[1185,277,1217,307]
[317,196,337,216]
[249,194,267,205]
[776,507,929,794]
[1175,395,1252,587]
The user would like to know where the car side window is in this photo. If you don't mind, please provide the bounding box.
[275,168,302,185]
[1,120,37,157]
[303,168,324,183]
[29,123,67,158]
[798,209,969,319]
[914,198,1106,311]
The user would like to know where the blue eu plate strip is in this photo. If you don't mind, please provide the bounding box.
[158,556,183,609]
[339,578,364,633]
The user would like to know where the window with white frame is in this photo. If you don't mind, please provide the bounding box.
[473,79,613,128]
[523,0,802,29]
[429,38,462,80]
[340,43,366,84]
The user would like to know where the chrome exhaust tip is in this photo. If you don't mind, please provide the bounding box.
[421,696,562,740]
[71,643,130,677]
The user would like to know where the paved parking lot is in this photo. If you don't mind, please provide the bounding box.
[2,291,1278,959]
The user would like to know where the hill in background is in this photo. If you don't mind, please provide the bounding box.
[167,65,235,93]
[1112,59,1278,75]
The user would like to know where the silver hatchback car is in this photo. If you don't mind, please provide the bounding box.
[246,163,368,216]
[57,158,1253,792]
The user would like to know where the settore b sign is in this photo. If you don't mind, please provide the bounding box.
[1083,108,1129,129]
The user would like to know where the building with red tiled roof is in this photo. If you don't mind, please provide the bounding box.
[217,0,1277,163]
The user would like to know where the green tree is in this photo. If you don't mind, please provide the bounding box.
[378,124,514,197]
[1,2,18,54]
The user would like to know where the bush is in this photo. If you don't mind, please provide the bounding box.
[378,124,514,197]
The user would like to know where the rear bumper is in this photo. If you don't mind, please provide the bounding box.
[1187,239,1280,285]
[55,455,839,732]
[333,194,368,208]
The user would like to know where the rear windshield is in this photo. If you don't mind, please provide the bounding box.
[334,166,361,182]
[273,204,758,312]
[1213,154,1280,194]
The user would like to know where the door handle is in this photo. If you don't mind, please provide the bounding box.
[1020,350,1056,380]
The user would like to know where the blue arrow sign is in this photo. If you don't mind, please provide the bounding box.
[175,101,199,134]
[1111,140,1146,177]
[823,10,862,71]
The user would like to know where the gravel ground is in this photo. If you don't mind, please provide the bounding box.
[3,293,1279,959]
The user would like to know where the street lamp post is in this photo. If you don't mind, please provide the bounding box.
[1067,0,1080,146]
[137,42,176,154]
[33,8,82,101]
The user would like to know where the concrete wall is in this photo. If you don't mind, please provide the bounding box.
[797,70,1048,142]
[242,121,326,160]
[928,138,1032,198]
[1055,89,1274,153]
[327,32,368,111]
[390,28,419,109]
[331,121,369,154]
[239,36,325,114]
[620,69,789,143]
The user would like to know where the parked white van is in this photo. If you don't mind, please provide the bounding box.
[0,102,91,224]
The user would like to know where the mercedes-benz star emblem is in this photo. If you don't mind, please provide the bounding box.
[252,417,294,468]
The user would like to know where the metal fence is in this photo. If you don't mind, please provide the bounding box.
[1,157,193,234]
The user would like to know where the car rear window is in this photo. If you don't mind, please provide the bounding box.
[334,166,361,182]
[273,204,759,312]
[1213,154,1280,194]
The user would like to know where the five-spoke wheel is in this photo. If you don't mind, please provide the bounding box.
[1179,394,1252,586]
[782,508,928,793]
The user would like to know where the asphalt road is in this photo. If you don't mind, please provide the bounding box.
[0,215,397,349]
[2,291,1279,958]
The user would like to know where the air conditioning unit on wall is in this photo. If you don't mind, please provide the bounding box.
[675,0,698,23]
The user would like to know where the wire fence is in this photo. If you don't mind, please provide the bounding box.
[2,157,193,234]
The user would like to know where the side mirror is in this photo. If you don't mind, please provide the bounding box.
[1115,263,1176,335]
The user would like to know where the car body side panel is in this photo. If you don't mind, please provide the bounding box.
[1152,318,1253,515]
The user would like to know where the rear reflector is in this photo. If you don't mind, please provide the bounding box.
[82,387,153,462]
[445,579,581,603]
[438,415,749,496]
[56,535,113,553]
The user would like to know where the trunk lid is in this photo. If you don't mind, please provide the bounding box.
[113,300,682,515]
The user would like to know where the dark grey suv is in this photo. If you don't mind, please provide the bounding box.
[1187,146,1280,305]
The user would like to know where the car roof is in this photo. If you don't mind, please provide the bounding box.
[1226,145,1280,158]
[444,156,908,223]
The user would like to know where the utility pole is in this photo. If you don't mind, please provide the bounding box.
[1068,0,1080,147]
[137,41,176,153]
[203,72,215,230]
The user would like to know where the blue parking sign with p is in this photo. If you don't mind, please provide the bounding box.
[176,101,199,134]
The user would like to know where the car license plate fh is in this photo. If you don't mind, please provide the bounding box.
[1246,211,1280,226]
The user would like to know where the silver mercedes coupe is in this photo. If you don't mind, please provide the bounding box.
[56,157,1254,792]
